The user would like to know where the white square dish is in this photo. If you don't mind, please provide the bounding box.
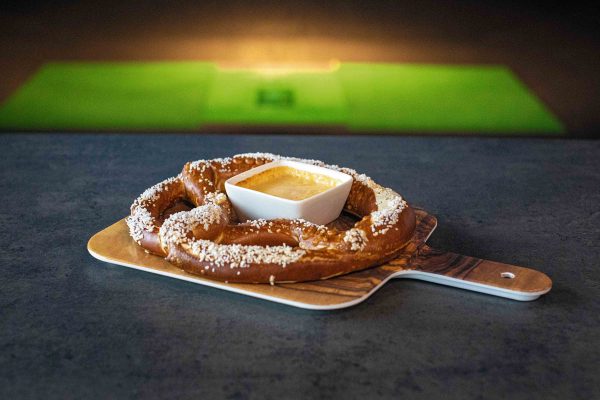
[225,160,353,225]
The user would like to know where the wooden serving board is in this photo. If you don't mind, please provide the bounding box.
[87,210,552,309]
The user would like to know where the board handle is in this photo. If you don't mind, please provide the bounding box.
[399,245,552,301]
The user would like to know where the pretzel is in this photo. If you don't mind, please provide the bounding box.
[127,153,416,283]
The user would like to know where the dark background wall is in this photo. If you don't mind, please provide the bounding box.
[1,0,599,136]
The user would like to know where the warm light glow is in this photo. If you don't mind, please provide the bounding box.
[218,59,341,75]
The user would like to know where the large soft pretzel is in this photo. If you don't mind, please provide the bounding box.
[127,153,416,283]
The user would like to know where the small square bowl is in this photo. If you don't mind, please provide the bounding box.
[225,160,353,225]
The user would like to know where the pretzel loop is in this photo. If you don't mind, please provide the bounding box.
[127,153,416,283]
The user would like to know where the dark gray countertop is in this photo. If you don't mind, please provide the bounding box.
[1,134,599,399]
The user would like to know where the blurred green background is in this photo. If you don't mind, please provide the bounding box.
[0,61,563,134]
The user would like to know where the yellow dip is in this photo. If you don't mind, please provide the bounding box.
[236,166,340,201]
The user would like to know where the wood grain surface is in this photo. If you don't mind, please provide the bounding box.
[88,209,552,309]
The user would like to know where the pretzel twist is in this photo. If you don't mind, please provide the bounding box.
[127,153,416,283]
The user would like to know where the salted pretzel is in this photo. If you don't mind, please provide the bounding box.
[127,153,416,283]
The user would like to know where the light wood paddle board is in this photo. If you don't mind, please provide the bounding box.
[88,209,552,309]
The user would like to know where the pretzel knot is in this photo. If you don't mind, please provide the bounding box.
[127,153,416,283]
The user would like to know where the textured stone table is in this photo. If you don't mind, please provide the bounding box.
[1,134,598,399]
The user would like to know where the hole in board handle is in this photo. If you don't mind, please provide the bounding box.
[501,272,516,279]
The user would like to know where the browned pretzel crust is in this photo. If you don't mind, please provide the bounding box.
[127,153,416,283]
